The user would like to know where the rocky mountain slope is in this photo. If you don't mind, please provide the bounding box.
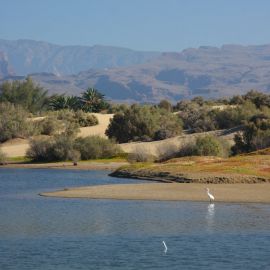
[0,39,160,75]
[2,42,270,102]
[0,52,14,79]
[23,44,270,102]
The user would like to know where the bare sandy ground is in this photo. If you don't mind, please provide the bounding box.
[0,138,29,158]
[41,183,270,203]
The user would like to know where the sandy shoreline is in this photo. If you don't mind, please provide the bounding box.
[1,161,128,171]
[41,183,270,203]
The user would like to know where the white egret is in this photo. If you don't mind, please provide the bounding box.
[162,241,168,253]
[205,187,215,203]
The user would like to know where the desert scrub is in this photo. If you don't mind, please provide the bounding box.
[74,110,98,127]
[0,102,40,142]
[46,109,99,128]
[127,145,156,163]
[26,135,75,162]
[193,135,223,156]
[106,104,182,143]
[74,136,122,160]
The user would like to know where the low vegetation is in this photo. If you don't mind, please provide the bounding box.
[192,135,225,157]
[1,76,270,167]
[106,104,183,143]
[0,102,39,142]
[112,151,270,182]
[74,136,122,160]
[0,77,48,113]
[27,135,121,162]
[232,113,270,154]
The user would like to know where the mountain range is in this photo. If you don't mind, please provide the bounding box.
[1,39,270,102]
[0,52,14,79]
[0,39,160,75]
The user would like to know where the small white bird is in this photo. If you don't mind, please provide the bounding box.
[206,187,215,203]
[162,241,168,253]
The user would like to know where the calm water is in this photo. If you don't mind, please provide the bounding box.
[0,168,270,270]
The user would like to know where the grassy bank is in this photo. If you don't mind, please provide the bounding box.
[110,153,270,183]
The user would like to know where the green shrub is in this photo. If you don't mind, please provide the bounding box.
[0,77,48,113]
[193,135,223,156]
[26,135,74,162]
[26,137,55,162]
[158,99,172,112]
[39,116,62,135]
[177,141,196,157]
[74,111,99,127]
[106,104,182,143]
[0,102,39,142]
[39,110,82,137]
[74,136,121,160]
[46,109,98,128]
[232,113,270,154]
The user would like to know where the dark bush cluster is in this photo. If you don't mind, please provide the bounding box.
[232,113,270,154]
[176,100,258,132]
[26,135,121,162]
[106,104,183,143]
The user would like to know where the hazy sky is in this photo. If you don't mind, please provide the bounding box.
[1,0,270,51]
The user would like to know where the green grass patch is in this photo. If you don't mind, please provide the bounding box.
[7,156,31,163]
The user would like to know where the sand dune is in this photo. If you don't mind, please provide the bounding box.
[78,113,113,137]
[120,129,237,156]
[1,113,238,158]
[0,138,29,158]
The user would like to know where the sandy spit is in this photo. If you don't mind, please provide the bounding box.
[40,183,270,203]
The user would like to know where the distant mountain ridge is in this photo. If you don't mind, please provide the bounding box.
[0,39,160,75]
[2,40,270,102]
[0,52,14,79]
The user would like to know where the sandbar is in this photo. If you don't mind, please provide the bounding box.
[40,183,270,203]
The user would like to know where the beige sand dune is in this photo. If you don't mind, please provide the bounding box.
[0,112,237,158]
[41,183,270,203]
[120,129,236,156]
[78,113,113,137]
[0,138,29,158]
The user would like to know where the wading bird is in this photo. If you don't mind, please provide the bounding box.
[162,241,168,253]
[206,188,215,203]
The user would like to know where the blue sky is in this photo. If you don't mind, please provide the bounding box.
[1,0,270,51]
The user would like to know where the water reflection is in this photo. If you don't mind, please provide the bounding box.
[206,203,215,231]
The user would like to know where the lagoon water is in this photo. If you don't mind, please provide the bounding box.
[0,168,270,269]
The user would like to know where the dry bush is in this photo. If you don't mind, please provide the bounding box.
[155,142,179,162]
[74,136,121,160]
[127,145,156,163]
[0,148,7,165]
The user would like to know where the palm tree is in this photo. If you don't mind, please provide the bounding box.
[81,88,108,112]
[49,95,69,110]
[66,95,80,111]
